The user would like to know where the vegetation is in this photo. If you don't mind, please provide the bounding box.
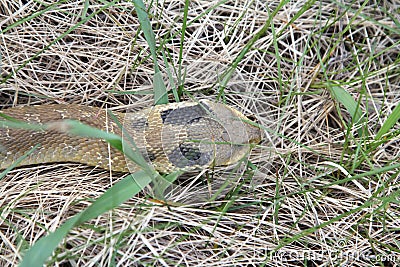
[0,0,399,266]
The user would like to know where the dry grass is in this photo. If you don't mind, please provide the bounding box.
[1,0,400,266]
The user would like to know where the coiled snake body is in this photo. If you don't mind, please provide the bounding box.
[0,100,261,173]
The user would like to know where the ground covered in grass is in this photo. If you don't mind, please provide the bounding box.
[1,0,399,266]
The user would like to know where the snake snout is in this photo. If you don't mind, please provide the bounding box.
[243,115,262,145]
[245,123,262,145]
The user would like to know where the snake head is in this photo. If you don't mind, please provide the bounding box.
[123,99,262,173]
[197,99,262,167]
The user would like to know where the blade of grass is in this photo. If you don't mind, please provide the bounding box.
[153,71,168,105]
[351,103,400,168]
[105,90,155,95]
[18,171,151,267]
[375,103,400,141]
[81,0,90,18]
[0,145,39,180]
[328,85,366,136]
[161,49,180,102]
[0,119,45,132]
[47,120,124,152]
[176,0,190,99]
[132,0,168,105]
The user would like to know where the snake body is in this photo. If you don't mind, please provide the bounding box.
[0,100,261,173]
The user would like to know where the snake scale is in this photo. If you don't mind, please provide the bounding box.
[0,100,261,173]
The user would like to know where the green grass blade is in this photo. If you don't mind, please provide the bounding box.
[0,113,45,131]
[0,145,39,180]
[132,0,168,105]
[329,85,366,136]
[375,103,400,140]
[81,0,90,18]
[19,171,151,267]
[176,0,190,99]
[0,117,44,177]
[161,49,180,102]
[329,86,364,123]
[153,71,168,105]
[47,120,124,151]
[119,123,181,198]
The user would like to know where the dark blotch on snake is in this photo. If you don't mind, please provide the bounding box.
[167,143,211,168]
[160,104,211,125]
[179,143,202,161]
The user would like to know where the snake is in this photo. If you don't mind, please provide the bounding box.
[0,100,261,173]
